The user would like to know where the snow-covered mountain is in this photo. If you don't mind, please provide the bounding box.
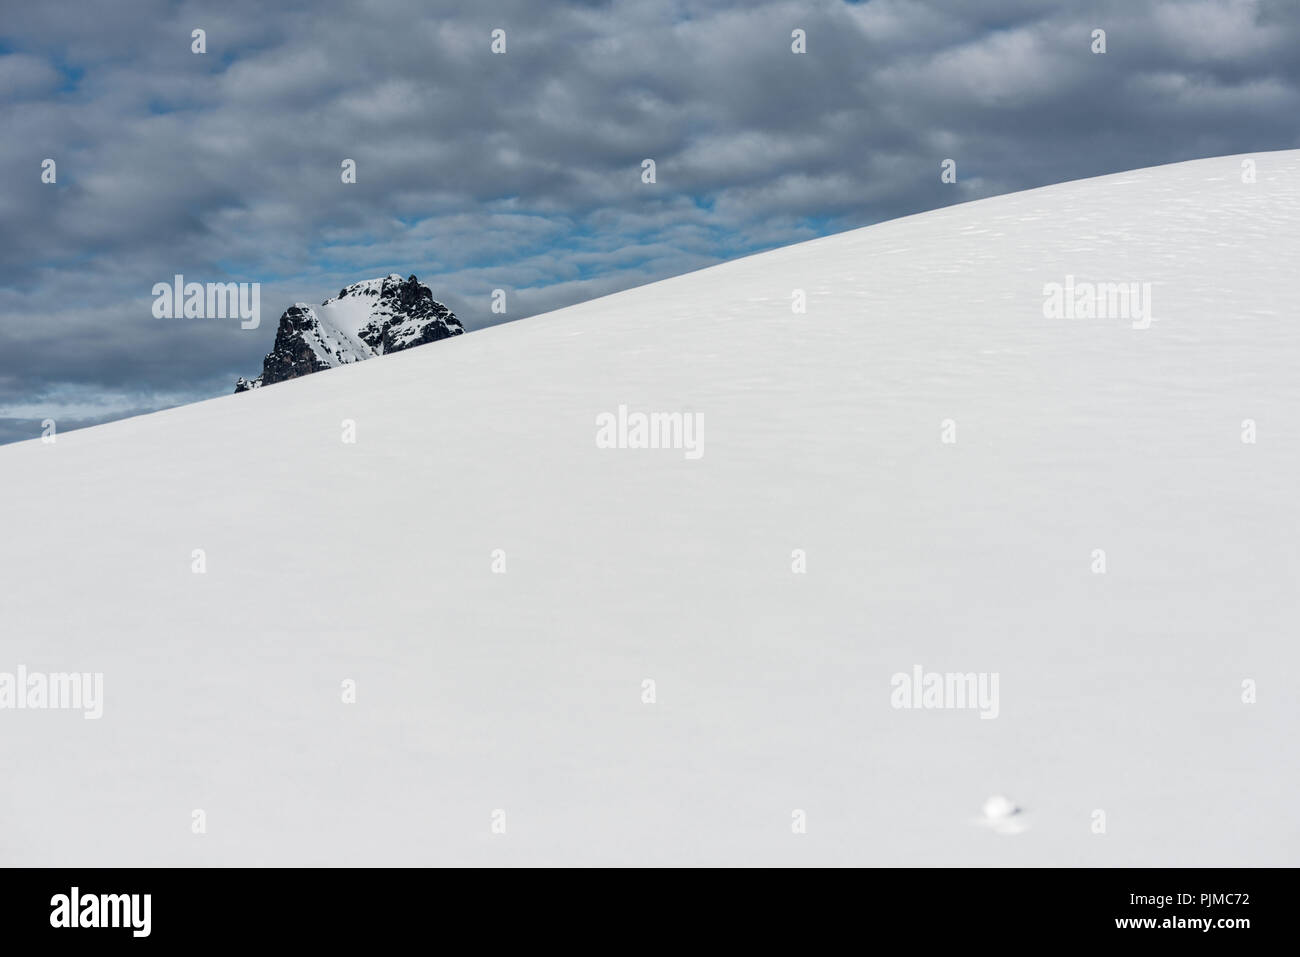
[235,273,462,391]
[2,153,1297,867]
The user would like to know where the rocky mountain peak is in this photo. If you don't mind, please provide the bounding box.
[235,274,462,392]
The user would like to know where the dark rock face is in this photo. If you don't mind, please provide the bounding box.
[260,305,337,387]
[341,274,462,355]
[234,274,463,393]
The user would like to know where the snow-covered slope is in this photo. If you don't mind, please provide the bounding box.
[2,153,1297,866]
[235,273,461,391]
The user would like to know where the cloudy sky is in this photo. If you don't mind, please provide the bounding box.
[1,0,1296,443]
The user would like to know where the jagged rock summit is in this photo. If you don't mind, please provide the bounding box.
[235,274,463,392]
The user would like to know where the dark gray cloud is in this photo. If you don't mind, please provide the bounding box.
[1,0,1297,442]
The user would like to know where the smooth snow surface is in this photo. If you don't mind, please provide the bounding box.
[318,276,404,342]
[2,153,1297,866]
